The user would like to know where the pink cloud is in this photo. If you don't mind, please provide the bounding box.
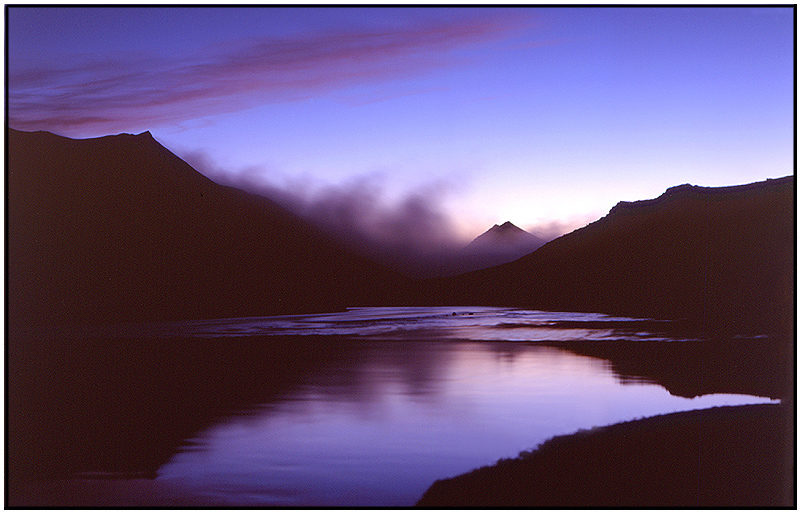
[9,14,529,135]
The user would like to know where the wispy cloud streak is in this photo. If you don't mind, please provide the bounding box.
[10,14,526,134]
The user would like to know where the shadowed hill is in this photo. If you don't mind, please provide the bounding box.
[7,128,405,332]
[423,177,794,334]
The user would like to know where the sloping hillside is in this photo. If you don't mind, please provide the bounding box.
[424,177,794,334]
[8,129,403,331]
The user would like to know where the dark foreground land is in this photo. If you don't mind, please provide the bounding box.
[7,333,367,489]
[417,403,794,507]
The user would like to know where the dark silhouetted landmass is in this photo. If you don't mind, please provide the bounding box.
[417,403,793,507]
[545,333,793,400]
[8,128,405,332]
[6,128,409,492]
[7,129,795,508]
[6,127,412,494]
[8,332,367,485]
[422,177,794,335]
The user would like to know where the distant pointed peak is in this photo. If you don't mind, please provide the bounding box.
[488,221,524,234]
[464,220,545,256]
[137,130,153,138]
[470,221,536,243]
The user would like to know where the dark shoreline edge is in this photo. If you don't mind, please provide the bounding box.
[541,335,793,400]
[417,403,794,507]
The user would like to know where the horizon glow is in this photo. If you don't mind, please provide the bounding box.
[7,7,794,241]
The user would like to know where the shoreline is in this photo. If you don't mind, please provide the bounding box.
[417,403,794,507]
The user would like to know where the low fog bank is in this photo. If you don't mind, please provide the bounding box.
[183,150,569,277]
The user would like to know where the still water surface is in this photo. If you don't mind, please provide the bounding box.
[136,307,772,505]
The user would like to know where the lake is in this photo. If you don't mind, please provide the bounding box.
[10,307,778,506]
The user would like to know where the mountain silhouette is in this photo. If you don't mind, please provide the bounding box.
[7,128,404,332]
[466,221,541,248]
[464,220,545,260]
[377,222,548,278]
[8,128,793,336]
[422,221,547,277]
[423,177,794,334]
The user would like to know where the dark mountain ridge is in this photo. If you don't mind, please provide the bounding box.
[8,127,793,336]
[8,128,404,333]
[422,176,794,334]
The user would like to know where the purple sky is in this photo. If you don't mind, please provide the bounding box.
[8,7,794,242]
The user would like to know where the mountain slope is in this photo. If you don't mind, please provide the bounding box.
[8,129,404,331]
[372,222,548,279]
[424,177,794,334]
[457,221,547,272]
[465,221,543,251]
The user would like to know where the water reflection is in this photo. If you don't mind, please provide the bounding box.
[10,307,785,506]
[156,341,772,506]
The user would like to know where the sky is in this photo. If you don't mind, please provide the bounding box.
[7,6,795,243]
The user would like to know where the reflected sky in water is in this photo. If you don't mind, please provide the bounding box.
[147,311,773,506]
